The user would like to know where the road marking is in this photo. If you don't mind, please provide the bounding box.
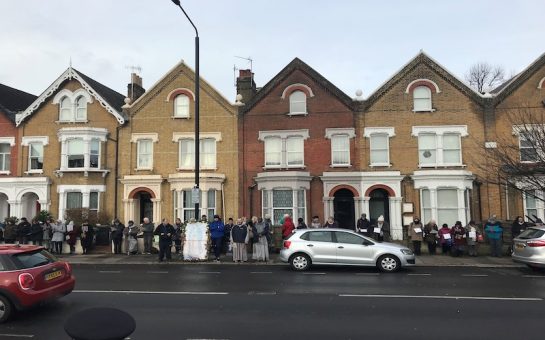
[147,271,169,274]
[355,273,380,276]
[98,271,121,274]
[461,274,489,277]
[0,335,35,338]
[407,273,431,276]
[199,271,221,274]
[303,272,326,275]
[339,294,542,301]
[250,271,272,274]
[248,291,277,295]
[74,290,228,295]
[523,275,545,278]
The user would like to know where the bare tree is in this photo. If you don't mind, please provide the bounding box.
[473,107,545,221]
[465,62,505,94]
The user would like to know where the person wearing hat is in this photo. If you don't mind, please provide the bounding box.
[484,215,503,257]
[126,220,139,255]
[450,221,466,257]
[209,215,225,262]
[372,215,390,242]
[356,213,371,236]
[408,216,424,255]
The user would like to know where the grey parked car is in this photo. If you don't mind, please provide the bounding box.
[512,226,545,269]
[279,228,415,272]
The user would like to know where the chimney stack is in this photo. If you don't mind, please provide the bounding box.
[236,69,256,104]
[127,73,145,102]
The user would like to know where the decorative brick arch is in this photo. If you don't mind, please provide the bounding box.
[166,88,196,102]
[405,79,441,94]
[329,185,359,197]
[281,83,315,99]
[128,187,156,199]
[365,184,395,197]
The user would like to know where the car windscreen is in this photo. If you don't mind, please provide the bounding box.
[518,228,545,240]
[11,249,57,269]
[301,231,333,242]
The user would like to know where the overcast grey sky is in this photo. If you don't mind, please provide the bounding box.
[1,0,543,101]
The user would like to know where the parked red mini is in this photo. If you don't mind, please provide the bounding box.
[0,245,75,323]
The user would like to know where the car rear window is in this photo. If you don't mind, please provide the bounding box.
[518,228,545,240]
[11,249,57,269]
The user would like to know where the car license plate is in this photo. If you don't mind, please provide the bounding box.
[515,243,525,250]
[45,270,62,281]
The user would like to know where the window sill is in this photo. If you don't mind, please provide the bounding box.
[135,167,153,171]
[171,115,190,119]
[262,165,306,170]
[287,112,308,117]
[0,171,11,175]
[369,163,392,167]
[56,120,89,124]
[520,160,538,164]
[25,170,44,175]
[330,164,351,168]
[418,164,466,168]
[55,168,110,178]
[176,167,218,171]
[412,109,436,113]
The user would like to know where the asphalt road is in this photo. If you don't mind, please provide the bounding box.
[1,264,545,340]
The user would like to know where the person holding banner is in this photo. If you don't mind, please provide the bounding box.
[408,217,423,255]
[438,223,452,255]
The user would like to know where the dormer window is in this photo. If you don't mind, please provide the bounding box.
[174,94,190,118]
[60,97,72,121]
[53,88,92,122]
[289,91,307,115]
[413,86,432,112]
[76,96,87,120]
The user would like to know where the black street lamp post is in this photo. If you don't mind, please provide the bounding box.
[171,0,200,219]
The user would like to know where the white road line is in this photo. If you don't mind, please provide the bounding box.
[339,294,542,301]
[74,290,228,295]
[355,273,380,276]
[199,271,221,274]
[250,271,273,274]
[147,271,169,274]
[523,275,545,278]
[461,274,489,277]
[98,271,121,274]
[303,272,326,275]
[407,273,431,276]
[0,335,35,338]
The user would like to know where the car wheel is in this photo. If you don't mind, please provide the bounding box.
[377,254,401,273]
[290,253,311,271]
[0,295,13,323]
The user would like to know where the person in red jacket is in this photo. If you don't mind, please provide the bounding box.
[282,216,295,239]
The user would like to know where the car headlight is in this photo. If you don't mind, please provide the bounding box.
[400,249,414,255]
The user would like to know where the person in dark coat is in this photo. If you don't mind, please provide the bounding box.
[111,219,125,254]
[296,217,308,230]
[80,221,93,255]
[17,217,31,244]
[423,219,439,255]
[450,221,466,257]
[173,218,183,254]
[154,218,175,262]
[209,215,225,261]
[372,215,390,242]
[356,213,371,236]
[222,218,234,254]
[231,218,249,262]
[510,216,528,254]
[3,221,17,244]
[30,219,44,246]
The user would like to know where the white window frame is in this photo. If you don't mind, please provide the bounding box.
[57,185,105,219]
[412,86,433,112]
[412,126,467,167]
[419,188,470,226]
[264,137,282,168]
[174,94,190,118]
[131,133,159,171]
[289,90,307,115]
[0,137,15,174]
[0,143,10,173]
[262,189,306,225]
[258,130,309,169]
[364,127,395,167]
[21,136,49,174]
[518,132,539,163]
[89,191,99,212]
[172,132,221,171]
[53,89,92,122]
[326,128,355,167]
[523,190,545,222]
[28,142,44,172]
[137,139,153,170]
[57,128,108,174]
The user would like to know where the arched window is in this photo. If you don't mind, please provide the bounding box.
[289,90,307,114]
[174,95,190,118]
[75,96,87,120]
[59,97,72,121]
[413,86,432,112]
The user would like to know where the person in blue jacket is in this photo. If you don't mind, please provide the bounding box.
[209,215,225,262]
[484,215,503,257]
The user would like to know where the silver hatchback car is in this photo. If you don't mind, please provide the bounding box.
[512,226,545,269]
[280,228,415,272]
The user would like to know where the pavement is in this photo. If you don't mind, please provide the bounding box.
[59,248,522,267]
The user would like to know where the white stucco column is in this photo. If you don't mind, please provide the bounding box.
[123,199,135,225]
[363,197,370,217]
[322,197,334,220]
[457,189,467,224]
[151,198,161,224]
[429,189,437,222]
[354,197,363,219]
[389,197,403,240]
[39,200,51,213]
[8,200,22,218]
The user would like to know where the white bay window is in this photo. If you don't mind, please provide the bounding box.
[259,130,309,169]
[57,128,108,175]
[412,126,467,167]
